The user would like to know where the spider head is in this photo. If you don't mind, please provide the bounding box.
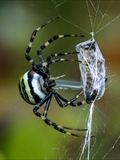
[76,38,106,103]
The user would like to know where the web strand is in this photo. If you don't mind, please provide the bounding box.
[2,0,120,159]
[52,0,120,36]
[50,0,120,159]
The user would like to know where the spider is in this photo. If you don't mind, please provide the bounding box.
[19,16,93,138]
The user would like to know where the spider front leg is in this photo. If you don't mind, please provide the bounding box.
[25,16,60,69]
[46,51,80,73]
[47,51,78,61]
[36,34,83,74]
[25,15,84,72]
[34,55,81,79]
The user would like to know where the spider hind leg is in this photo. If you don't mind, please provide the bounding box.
[37,113,87,138]
[33,94,87,138]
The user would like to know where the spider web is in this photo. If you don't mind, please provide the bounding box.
[50,1,120,160]
[0,0,120,159]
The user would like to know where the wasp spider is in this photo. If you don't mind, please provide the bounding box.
[19,16,94,138]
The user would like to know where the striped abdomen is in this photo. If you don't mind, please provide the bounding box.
[19,70,46,105]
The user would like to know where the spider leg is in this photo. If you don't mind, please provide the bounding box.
[33,91,89,138]
[53,91,86,129]
[41,115,87,138]
[33,90,95,138]
[25,16,60,69]
[64,92,87,107]
[53,92,95,138]
[38,57,80,68]
[46,51,81,73]
[54,91,81,106]
[54,91,86,107]
[33,92,53,114]
[30,87,93,138]
[54,92,69,107]
[25,15,84,71]
[37,34,83,73]
[47,51,78,61]
[53,86,71,90]
[37,34,84,59]
[50,73,66,80]
[33,56,81,79]
[50,74,71,90]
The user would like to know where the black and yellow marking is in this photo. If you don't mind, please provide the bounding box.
[19,76,31,104]
[19,71,44,105]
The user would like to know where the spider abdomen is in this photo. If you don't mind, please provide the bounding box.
[19,70,46,105]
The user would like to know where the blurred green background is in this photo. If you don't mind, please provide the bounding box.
[0,0,120,159]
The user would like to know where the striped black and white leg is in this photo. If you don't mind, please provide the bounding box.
[25,16,60,68]
[37,35,83,73]
[33,91,87,138]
